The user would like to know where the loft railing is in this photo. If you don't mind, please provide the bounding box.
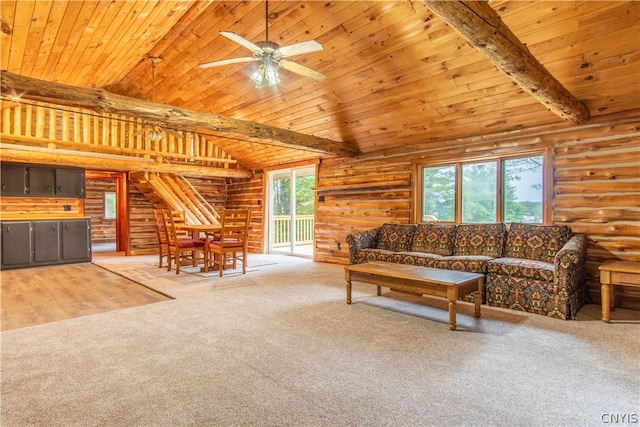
[0,100,237,168]
[273,215,314,247]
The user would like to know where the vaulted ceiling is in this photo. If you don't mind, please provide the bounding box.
[2,1,639,172]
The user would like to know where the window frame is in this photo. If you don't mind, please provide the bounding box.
[412,148,551,225]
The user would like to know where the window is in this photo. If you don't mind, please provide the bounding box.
[104,192,116,220]
[417,153,546,224]
[422,165,455,222]
[462,161,497,223]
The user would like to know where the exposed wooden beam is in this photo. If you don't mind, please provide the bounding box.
[424,0,590,124]
[0,144,253,179]
[0,71,361,157]
[0,133,239,164]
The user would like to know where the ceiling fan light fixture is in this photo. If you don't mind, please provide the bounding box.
[250,62,280,88]
[146,129,163,141]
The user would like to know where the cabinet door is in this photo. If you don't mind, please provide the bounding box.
[28,167,56,196]
[56,168,85,198]
[33,221,60,263]
[1,222,32,267]
[0,164,27,196]
[62,220,91,261]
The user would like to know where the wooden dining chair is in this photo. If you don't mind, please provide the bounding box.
[152,209,169,268]
[206,209,251,277]
[163,209,205,274]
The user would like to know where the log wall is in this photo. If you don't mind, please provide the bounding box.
[128,182,157,256]
[313,111,640,309]
[0,197,83,219]
[227,173,265,254]
[85,179,116,243]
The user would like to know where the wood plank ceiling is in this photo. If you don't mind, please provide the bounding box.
[1,1,639,172]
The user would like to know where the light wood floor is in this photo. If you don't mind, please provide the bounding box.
[1,262,170,331]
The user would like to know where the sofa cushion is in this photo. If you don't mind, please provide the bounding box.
[397,252,443,268]
[352,248,396,264]
[377,224,416,252]
[437,255,495,273]
[410,224,456,256]
[488,257,555,282]
[453,223,507,257]
[506,223,572,263]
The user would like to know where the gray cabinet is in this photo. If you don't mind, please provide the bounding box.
[29,167,56,196]
[1,222,32,268]
[0,164,27,196]
[33,221,60,262]
[62,220,90,261]
[56,168,86,197]
[0,219,91,270]
[0,163,85,198]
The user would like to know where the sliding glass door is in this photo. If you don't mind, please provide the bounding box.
[267,166,315,257]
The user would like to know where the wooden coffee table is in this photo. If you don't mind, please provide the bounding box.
[344,261,484,330]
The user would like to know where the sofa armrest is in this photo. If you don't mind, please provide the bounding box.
[554,234,587,295]
[346,227,381,264]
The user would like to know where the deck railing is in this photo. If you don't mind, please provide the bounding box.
[273,215,314,247]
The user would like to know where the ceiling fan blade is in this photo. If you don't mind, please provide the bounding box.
[199,56,259,68]
[133,128,146,136]
[220,31,263,53]
[165,128,184,139]
[277,40,323,58]
[278,59,326,82]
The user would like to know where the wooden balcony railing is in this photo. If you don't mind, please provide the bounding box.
[273,215,314,247]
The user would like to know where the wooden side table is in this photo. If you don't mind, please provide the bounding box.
[599,260,640,322]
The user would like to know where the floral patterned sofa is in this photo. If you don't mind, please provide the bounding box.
[346,222,589,319]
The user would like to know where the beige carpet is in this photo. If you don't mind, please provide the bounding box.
[1,254,639,426]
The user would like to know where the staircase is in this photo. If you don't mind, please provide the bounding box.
[130,172,220,225]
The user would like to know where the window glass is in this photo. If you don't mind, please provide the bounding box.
[104,192,116,220]
[503,155,543,223]
[461,161,497,223]
[422,165,455,222]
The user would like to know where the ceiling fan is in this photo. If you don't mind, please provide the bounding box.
[199,0,326,87]
[135,55,183,141]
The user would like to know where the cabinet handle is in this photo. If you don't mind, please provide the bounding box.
[1,184,5,190]
[52,224,56,231]
[47,185,51,191]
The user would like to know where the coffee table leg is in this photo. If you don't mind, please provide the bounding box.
[474,278,482,317]
[601,283,610,322]
[448,300,457,330]
[377,285,382,296]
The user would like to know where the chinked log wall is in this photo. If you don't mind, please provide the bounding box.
[85,179,116,243]
[313,110,640,309]
[127,176,228,256]
[227,173,265,254]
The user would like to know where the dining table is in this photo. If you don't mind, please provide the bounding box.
[176,223,221,272]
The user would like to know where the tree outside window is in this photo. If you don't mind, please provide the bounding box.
[419,153,544,224]
[104,192,116,220]
[422,165,455,222]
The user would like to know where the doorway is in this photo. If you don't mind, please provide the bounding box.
[85,171,128,255]
[267,166,316,257]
